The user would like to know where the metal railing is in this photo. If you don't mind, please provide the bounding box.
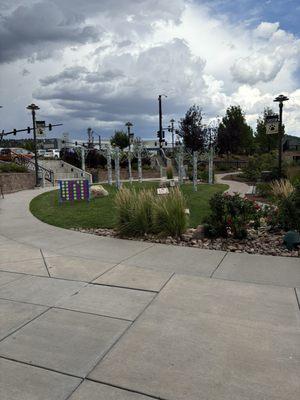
[13,156,54,184]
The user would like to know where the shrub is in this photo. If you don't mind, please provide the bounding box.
[286,165,300,185]
[0,162,27,173]
[204,193,261,239]
[166,165,174,180]
[153,188,187,237]
[114,187,187,238]
[270,179,294,200]
[256,182,272,198]
[277,183,300,232]
[241,152,281,182]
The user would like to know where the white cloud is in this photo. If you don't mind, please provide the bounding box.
[254,22,280,39]
[1,0,300,138]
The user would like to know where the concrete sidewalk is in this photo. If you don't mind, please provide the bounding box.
[0,189,299,399]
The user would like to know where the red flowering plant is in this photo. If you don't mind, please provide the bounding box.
[204,193,263,239]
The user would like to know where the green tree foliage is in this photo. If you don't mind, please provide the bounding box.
[179,105,207,152]
[60,147,82,168]
[85,149,107,168]
[110,130,130,150]
[217,106,254,155]
[254,108,278,153]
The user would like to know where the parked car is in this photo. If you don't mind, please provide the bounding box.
[37,149,47,157]
[0,148,34,162]
[43,149,60,159]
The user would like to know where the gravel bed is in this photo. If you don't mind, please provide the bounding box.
[71,227,300,258]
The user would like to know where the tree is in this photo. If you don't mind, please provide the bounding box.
[60,147,82,168]
[110,131,129,150]
[254,108,278,153]
[179,105,207,152]
[216,106,254,155]
[85,149,107,168]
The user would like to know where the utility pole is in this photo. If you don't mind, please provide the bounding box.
[26,103,40,186]
[274,94,289,178]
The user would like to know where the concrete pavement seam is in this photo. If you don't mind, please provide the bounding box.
[0,295,134,322]
[85,272,175,379]
[0,306,51,344]
[90,243,157,284]
[86,378,169,400]
[209,251,228,278]
[90,282,158,293]
[40,249,51,277]
[294,288,300,311]
[0,355,83,379]
[64,379,85,400]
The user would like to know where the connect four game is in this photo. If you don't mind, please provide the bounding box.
[59,179,90,204]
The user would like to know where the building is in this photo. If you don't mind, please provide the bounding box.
[283,135,300,163]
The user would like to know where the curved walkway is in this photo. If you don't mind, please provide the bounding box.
[0,189,299,400]
[215,172,251,196]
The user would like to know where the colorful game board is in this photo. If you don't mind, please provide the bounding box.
[59,179,90,203]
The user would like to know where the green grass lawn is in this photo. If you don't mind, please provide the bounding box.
[30,182,228,230]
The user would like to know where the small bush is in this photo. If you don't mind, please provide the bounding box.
[166,165,174,180]
[241,152,281,182]
[256,182,272,198]
[270,179,294,200]
[204,193,262,239]
[114,187,187,238]
[0,163,27,173]
[153,188,187,237]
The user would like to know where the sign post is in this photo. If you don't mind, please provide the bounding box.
[115,147,121,189]
[137,144,143,183]
[193,151,198,192]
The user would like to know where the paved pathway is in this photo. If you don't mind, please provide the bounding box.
[215,172,251,196]
[0,189,299,399]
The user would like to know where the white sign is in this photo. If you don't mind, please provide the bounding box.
[265,115,279,135]
[36,121,46,137]
[157,187,169,195]
[266,122,279,135]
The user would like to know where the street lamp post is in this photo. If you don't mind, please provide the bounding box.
[125,122,133,151]
[26,103,40,186]
[274,94,289,178]
[169,118,175,150]
[158,94,167,148]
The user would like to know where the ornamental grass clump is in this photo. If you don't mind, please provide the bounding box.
[270,179,294,200]
[153,188,187,238]
[115,187,187,238]
[114,187,138,236]
[115,188,156,236]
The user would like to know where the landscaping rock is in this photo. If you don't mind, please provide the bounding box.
[73,227,299,258]
[91,185,109,198]
[192,225,205,240]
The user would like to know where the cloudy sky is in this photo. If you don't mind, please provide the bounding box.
[1,0,300,140]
